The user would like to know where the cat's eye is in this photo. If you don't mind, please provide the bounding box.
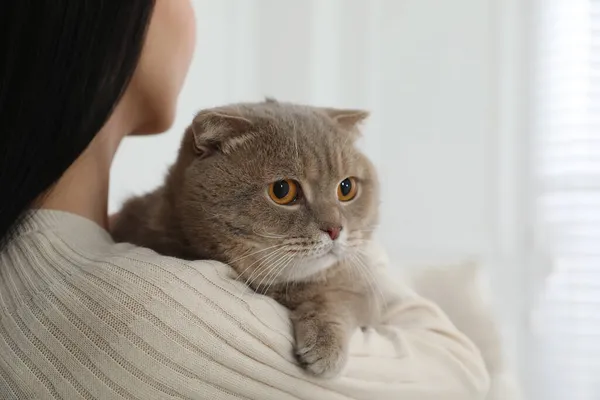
[338,177,358,202]
[268,179,299,205]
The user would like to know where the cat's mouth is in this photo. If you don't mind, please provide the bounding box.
[248,231,370,285]
[279,251,339,283]
[273,240,354,283]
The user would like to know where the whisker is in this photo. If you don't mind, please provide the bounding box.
[353,254,387,311]
[285,273,291,299]
[254,251,291,290]
[228,243,288,266]
[349,256,371,290]
[346,254,360,281]
[245,250,287,289]
[263,254,295,295]
[251,225,287,239]
[235,246,285,283]
[350,254,386,311]
[352,227,379,233]
[252,232,286,240]
[237,248,287,298]
[267,254,297,294]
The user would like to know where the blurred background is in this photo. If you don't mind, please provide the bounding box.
[110,1,600,399]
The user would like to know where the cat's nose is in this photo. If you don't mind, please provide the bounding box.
[322,226,342,241]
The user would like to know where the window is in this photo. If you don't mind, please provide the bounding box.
[531,1,600,399]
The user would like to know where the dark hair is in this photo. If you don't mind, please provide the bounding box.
[0,1,156,246]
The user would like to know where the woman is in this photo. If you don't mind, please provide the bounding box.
[0,1,489,399]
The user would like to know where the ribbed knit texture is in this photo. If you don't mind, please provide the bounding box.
[0,210,489,399]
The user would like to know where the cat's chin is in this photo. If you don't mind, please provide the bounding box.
[278,252,340,283]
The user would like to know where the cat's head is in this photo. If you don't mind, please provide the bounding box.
[173,100,379,285]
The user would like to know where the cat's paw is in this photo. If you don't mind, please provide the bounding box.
[294,317,348,378]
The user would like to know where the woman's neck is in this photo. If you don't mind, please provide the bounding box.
[39,103,134,230]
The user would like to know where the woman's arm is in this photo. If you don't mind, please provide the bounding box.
[116,243,489,400]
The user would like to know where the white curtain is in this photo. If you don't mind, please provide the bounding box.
[530,1,600,399]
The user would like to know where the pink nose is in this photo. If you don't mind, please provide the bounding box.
[322,226,342,241]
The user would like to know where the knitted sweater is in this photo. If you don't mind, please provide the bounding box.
[0,210,489,399]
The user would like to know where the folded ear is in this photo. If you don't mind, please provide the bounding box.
[323,108,369,129]
[191,107,255,158]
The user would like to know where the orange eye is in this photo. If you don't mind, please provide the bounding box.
[338,177,358,202]
[269,179,298,205]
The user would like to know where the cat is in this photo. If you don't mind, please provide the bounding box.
[111,99,384,378]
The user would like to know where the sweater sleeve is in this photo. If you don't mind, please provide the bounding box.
[113,244,490,400]
[1,212,489,400]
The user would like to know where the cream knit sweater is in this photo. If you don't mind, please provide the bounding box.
[0,210,489,400]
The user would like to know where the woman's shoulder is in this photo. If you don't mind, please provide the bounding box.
[0,212,311,399]
[16,209,227,279]
[78,241,293,339]
[5,209,292,338]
